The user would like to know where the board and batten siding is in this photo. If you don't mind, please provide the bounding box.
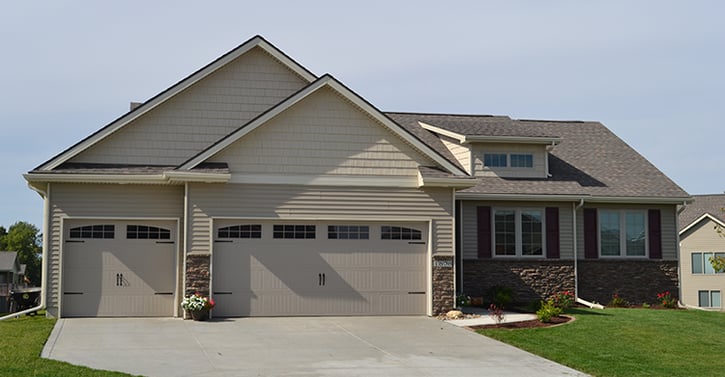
[188,184,454,256]
[46,183,184,317]
[679,218,725,309]
[471,143,547,178]
[461,201,575,260]
[208,87,436,177]
[439,136,471,174]
[70,47,308,166]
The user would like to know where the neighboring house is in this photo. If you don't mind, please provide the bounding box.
[678,194,725,310]
[0,251,23,312]
[24,36,690,318]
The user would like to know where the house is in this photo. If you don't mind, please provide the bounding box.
[0,251,24,312]
[678,194,725,310]
[24,36,690,318]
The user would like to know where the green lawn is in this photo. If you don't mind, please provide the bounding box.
[478,308,725,377]
[0,313,136,377]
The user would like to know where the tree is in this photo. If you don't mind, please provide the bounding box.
[0,226,7,250]
[712,224,725,272]
[0,222,42,285]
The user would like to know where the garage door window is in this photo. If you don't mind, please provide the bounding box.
[328,225,369,239]
[127,225,171,240]
[218,225,262,239]
[69,224,115,239]
[381,226,422,240]
[273,225,316,239]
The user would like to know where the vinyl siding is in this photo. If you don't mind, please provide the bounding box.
[208,87,436,176]
[70,47,308,166]
[471,143,547,178]
[680,219,725,309]
[46,183,184,317]
[460,201,575,260]
[440,136,471,174]
[188,184,454,256]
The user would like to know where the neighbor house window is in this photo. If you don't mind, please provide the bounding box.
[510,154,533,168]
[699,290,721,308]
[328,225,369,240]
[599,210,646,257]
[273,225,315,239]
[127,225,171,240]
[484,153,507,167]
[494,209,543,256]
[218,225,262,239]
[69,224,115,239]
[691,252,725,274]
[381,226,422,240]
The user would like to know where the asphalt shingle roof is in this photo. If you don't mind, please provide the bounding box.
[0,252,18,272]
[679,194,725,231]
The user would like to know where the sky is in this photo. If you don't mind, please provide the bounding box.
[1,1,723,229]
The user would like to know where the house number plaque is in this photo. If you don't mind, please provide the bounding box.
[433,260,453,268]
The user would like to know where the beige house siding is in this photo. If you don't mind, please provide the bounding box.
[440,136,471,174]
[471,143,547,178]
[46,183,184,317]
[208,87,436,177]
[680,219,725,310]
[187,184,454,256]
[461,201,575,260]
[575,204,678,260]
[70,47,309,166]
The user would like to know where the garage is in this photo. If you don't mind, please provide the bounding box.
[61,220,177,317]
[211,220,428,317]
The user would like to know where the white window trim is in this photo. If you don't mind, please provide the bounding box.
[492,207,546,258]
[691,252,725,275]
[510,154,534,168]
[598,209,649,258]
[698,290,721,308]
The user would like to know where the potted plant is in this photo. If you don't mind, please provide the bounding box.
[181,292,215,321]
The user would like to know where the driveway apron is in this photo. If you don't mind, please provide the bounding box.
[42,316,587,377]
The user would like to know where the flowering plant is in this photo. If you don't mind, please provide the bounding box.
[551,290,575,310]
[656,291,677,309]
[181,292,215,311]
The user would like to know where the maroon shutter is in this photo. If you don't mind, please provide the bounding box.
[584,208,598,259]
[546,207,560,259]
[648,209,662,259]
[477,206,492,258]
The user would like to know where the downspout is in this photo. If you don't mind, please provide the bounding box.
[0,183,49,320]
[676,201,688,307]
[572,198,604,309]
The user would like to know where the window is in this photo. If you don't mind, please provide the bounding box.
[599,210,646,257]
[273,225,315,239]
[381,226,422,240]
[691,252,725,274]
[127,225,171,240]
[484,153,507,167]
[328,225,369,240]
[494,209,543,256]
[510,154,533,168]
[218,225,261,239]
[69,224,115,239]
[699,290,721,308]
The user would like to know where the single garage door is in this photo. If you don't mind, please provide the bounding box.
[212,221,428,316]
[62,220,176,317]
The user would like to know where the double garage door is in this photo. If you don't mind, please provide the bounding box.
[212,220,428,317]
[61,220,176,317]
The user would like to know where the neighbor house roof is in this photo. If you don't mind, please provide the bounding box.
[0,252,19,272]
[679,194,725,232]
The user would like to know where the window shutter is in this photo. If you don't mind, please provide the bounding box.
[546,207,560,259]
[648,209,662,259]
[583,208,598,259]
[477,206,492,259]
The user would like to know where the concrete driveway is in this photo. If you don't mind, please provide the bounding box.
[42,316,587,377]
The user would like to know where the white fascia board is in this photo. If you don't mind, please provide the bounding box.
[163,171,231,183]
[679,213,725,235]
[228,173,419,188]
[417,171,478,188]
[455,192,692,205]
[418,122,466,143]
[463,135,562,144]
[38,36,316,172]
[23,173,169,185]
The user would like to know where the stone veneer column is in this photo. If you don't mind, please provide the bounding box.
[432,255,455,315]
[185,254,211,297]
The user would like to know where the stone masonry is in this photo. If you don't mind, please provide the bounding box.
[185,254,211,297]
[432,255,455,314]
[578,260,679,305]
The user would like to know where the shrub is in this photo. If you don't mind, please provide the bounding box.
[657,291,678,309]
[551,290,575,310]
[608,293,629,308]
[488,304,505,324]
[489,286,513,307]
[456,293,471,307]
[536,299,562,323]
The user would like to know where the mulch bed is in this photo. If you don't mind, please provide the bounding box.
[468,315,572,330]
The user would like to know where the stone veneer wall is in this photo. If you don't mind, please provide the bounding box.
[462,260,575,305]
[185,254,211,297]
[432,255,454,314]
[578,260,679,305]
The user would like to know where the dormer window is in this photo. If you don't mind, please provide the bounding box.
[484,153,507,167]
[510,154,533,168]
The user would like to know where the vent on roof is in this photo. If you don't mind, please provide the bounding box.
[130,102,143,111]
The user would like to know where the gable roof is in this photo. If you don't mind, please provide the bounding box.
[679,194,725,232]
[35,35,316,172]
[0,252,19,272]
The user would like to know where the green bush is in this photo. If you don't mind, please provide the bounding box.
[489,286,513,307]
[536,299,562,323]
[608,293,629,308]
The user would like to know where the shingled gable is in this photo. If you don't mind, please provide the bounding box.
[679,194,725,233]
[33,35,316,172]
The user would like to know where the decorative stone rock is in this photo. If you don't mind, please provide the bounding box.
[446,310,463,319]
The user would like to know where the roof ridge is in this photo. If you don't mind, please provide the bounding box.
[384,111,506,118]
[516,119,587,124]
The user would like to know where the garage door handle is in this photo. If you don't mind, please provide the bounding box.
[154,292,173,295]
[408,291,425,295]
[214,240,233,243]
[64,292,84,295]
[408,241,425,245]
[65,240,85,243]
[156,241,175,244]
[213,292,232,295]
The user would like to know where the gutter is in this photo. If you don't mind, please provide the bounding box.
[0,183,49,321]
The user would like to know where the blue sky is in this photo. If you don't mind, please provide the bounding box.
[1,1,723,228]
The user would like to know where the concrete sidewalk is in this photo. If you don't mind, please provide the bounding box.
[43,316,587,377]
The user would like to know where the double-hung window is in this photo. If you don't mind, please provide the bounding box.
[599,210,646,257]
[493,208,543,256]
[691,252,725,274]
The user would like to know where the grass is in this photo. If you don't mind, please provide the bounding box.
[477,308,725,377]
[0,312,136,377]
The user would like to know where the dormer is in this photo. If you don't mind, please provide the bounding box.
[418,118,562,179]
